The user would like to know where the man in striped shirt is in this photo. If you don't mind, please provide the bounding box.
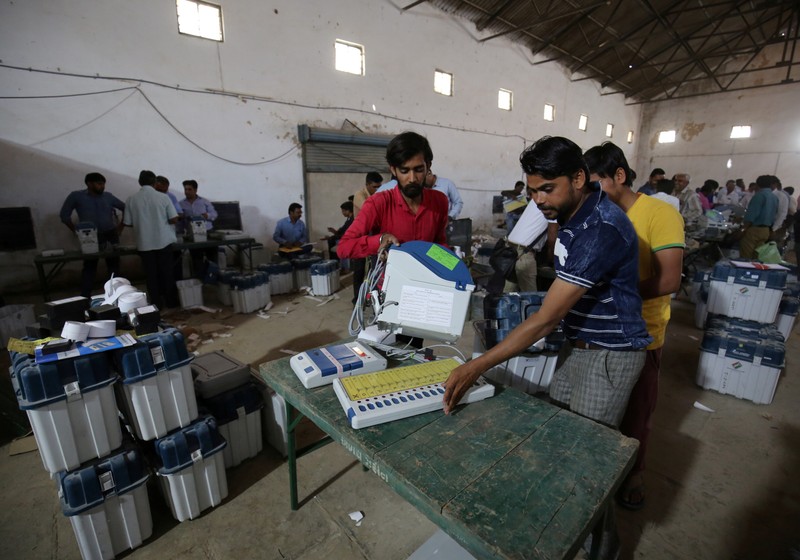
[445,136,650,426]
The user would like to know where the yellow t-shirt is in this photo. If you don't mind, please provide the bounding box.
[627,194,685,349]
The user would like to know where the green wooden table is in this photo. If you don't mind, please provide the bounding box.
[258,356,638,560]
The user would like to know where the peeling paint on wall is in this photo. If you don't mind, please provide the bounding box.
[681,122,705,141]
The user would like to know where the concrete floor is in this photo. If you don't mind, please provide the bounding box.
[1,273,799,560]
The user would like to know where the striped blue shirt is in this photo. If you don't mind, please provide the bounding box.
[555,190,651,349]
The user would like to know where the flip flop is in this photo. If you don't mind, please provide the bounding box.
[617,484,645,511]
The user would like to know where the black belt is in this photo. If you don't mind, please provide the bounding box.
[572,339,605,350]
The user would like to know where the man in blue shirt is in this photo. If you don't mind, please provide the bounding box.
[59,172,126,297]
[273,203,309,257]
[444,136,649,560]
[155,176,182,216]
[179,179,218,276]
[740,175,779,258]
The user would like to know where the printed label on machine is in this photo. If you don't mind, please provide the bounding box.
[397,286,454,328]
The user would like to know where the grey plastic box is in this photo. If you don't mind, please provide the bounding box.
[192,350,252,399]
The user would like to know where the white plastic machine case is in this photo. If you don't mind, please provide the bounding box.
[113,329,198,441]
[202,383,264,468]
[58,445,152,560]
[377,241,475,342]
[706,261,788,323]
[153,416,228,522]
[11,352,122,474]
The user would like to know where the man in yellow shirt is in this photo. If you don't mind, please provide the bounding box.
[585,142,685,511]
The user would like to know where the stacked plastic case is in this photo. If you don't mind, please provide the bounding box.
[230,272,270,313]
[217,268,239,306]
[259,262,293,294]
[475,292,565,394]
[58,444,152,560]
[696,316,785,404]
[11,351,122,473]
[695,261,789,404]
[153,416,228,522]
[113,329,198,440]
[176,278,203,309]
[310,259,340,296]
[705,261,788,323]
[192,350,264,468]
[775,280,800,341]
[292,254,322,290]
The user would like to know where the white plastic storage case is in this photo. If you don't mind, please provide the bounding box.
[706,261,788,323]
[774,294,799,341]
[153,416,228,522]
[113,328,198,440]
[696,316,785,404]
[292,255,322,290]
[310,259,340,296]
[259,262,293,295]
[58,444,152,560]
[12,352,122,474]
[202,382,264,468]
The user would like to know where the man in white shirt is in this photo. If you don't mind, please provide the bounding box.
[715,180,743,206]
[123,170,180,308]
[674,173,702,227]
[651,178,680,212]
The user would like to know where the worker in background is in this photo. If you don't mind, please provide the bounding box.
[674,173,702,228]
[180,179,218,277]
[425,171,463,220]
[122,170,179,309]
[715,179,743,207]
[321,201,354,261]
[273,202,309,257]
[59,172,125,298]
[584,142,685,512]
[739,175,778,258]
[637,168,665,195]
[350,172,383,303]
[699,180,717,211]
[651,178,680,212]
[444,136,649,560]
[155,176,182,216]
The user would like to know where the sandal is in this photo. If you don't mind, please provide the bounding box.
[617,484,645,511]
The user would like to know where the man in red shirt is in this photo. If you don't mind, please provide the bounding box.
[337,132,449,258]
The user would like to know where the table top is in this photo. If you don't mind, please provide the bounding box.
[33,237,256,264]
[258,356,638,560]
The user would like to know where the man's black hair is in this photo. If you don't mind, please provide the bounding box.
[701,179,718,194]
[756,175,773,189]
[155,175,169,186]
[656,178,675,195]
[650,168,666,178]
[583,142,633,187]
[519,136,589,186]
[340,201,354,212]
[138,170,156,186]
[182,179,198,189]
[365,171,383,184]
[386,132,433,168]
[85,172,106,185]
[288,203,302,213]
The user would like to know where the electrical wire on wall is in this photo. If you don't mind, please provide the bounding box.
[0,63,532,156]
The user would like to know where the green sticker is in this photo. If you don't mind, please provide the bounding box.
[426,244,459,270]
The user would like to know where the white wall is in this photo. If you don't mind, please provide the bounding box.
[0,0,640,291]
[635,83,800,190]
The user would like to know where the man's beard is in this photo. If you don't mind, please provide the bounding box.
[401,182,423,199]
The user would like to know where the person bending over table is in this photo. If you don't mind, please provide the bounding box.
[443,136,650,560]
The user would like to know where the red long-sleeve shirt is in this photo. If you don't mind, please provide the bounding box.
[337,187,449,258]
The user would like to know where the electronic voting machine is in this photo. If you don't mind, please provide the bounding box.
[332,358,494,429]
[290,341,386,389]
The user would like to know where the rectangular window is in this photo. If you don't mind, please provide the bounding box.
[543,103,555,122]
[730,125,751,139]
[627,130,634,143]
[578,114,588,131]
[335,40,365,76]
[177,0,223,41]
[605,123,614,138]
[434,70,453,96]
[658,130,676,143]
[498,89,513,111]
